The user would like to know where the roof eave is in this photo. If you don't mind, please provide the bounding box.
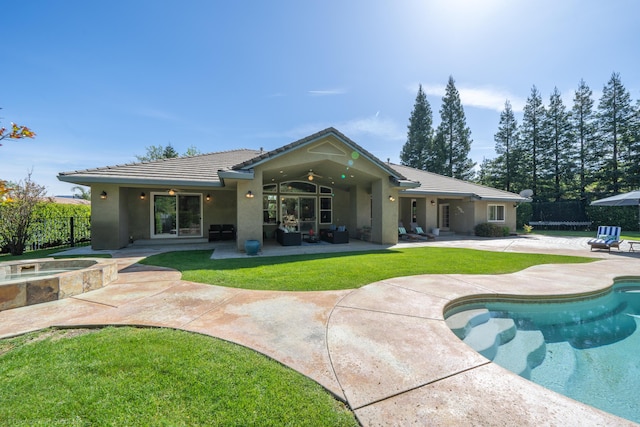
[57,174,223,188]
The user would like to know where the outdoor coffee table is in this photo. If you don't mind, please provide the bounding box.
[628,241,640,252]
[303,233,320,243]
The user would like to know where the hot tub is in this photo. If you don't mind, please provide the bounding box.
[0,258,118,311]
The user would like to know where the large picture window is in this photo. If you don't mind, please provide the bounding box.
[264,182,333,232]
[151,193,202,238]
[488,204,505,222]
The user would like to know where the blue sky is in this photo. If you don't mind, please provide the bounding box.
[2,0,639,196]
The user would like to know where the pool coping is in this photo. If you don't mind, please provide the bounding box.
[336,259,640,425]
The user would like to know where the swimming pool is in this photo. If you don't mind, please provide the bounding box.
[445,281,640,424]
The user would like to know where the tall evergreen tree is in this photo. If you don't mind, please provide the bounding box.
[519,85,546,200]
[400,84,433,169]
[596,72,634,195]
[571,79,597,201]
[543,87,575,201]
[627,100,640,190]
[433,76,475,179]
[493,100,520,192]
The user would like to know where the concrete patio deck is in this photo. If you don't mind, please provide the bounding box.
[1,235,639,425]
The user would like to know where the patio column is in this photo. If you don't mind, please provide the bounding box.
[91,184,129,250]
[349,184,371,235]
[236,179,263,251]
[371,179,398,244]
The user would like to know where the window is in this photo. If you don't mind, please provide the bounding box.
[151,193,202,237]
[279,181,316,194]
[488,204,505,222]
[263,195,277,224]
[320,196,332,224]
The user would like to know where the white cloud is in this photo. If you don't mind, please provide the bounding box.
[417,83,526,113]
[307,89,346,96]
[337,114,405,141]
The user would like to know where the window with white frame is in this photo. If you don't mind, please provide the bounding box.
[488,204,505,222]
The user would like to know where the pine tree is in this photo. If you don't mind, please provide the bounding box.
[596,72,634,195]
[493,100,520,192]
[571,79,597,201]
[543,87,575,201]
[433,76,475,179]
[627,100,640,190]
[519,86,546,200]
[400,84,433,169]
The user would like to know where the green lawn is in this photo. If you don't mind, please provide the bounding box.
[0,327,358,426]
[140,247,594,291]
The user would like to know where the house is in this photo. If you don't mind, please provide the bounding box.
[57,128,527,250]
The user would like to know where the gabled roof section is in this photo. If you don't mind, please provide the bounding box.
[58,149,261,187]
[392,163,529,202]
[231,127,414,184]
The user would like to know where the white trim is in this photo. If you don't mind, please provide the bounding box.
[487,204,506,222]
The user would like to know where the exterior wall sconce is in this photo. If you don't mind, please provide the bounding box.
[206,194,211,201]
[388,195,396,202]
[430,200,436,206]
[168,189,176,196]
[100,191,107,200]
[140,192,146,200]
[245,190,255,199]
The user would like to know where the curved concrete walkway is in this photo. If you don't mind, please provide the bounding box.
[1,236,639,426]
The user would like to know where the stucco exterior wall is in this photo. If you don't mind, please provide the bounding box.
[371,179,398,244]
[127,188,150,241]
[236,178,263,251]
[449,200,476,235]
[203,189,237,226]
[332,188,350,230]
[90,184,126,250]
[472,200,517,233]
[350,185,371,235]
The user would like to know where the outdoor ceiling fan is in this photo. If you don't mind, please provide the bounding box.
[303,169,323,181]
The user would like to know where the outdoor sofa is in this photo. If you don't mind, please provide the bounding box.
[320,226,349,244]
[208,224,236,241]
[276,227,301,246]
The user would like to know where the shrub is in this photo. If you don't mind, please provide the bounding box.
[474,222,510,237]
[516,202,533,229]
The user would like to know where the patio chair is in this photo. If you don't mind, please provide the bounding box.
[399,226,420,241]
[587,226,623,252]
[410,223,436,240]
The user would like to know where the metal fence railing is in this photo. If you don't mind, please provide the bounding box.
[27,216,91,251]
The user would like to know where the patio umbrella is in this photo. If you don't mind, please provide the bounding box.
[591,190,640,231]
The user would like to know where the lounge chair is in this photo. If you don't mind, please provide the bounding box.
[411,224,436,240]
[587,226,623,252]
[399,226,420,241]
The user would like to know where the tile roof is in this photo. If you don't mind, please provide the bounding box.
[58,149,261,187]
[391,163,528,202]
[232,127,409,181]
[57,129,526,202]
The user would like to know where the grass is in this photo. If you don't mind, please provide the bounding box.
[140,247,594,291]
[0,327,358,426]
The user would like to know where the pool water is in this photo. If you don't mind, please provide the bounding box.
[446,283,640,423]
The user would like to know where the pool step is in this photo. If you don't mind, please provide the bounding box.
[463,317,516,360]
[445,308,491,339]
[493,330,546,379]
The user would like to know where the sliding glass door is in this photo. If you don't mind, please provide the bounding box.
[152,193,202,238]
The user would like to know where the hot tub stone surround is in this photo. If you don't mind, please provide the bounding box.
[0,258,118,311]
